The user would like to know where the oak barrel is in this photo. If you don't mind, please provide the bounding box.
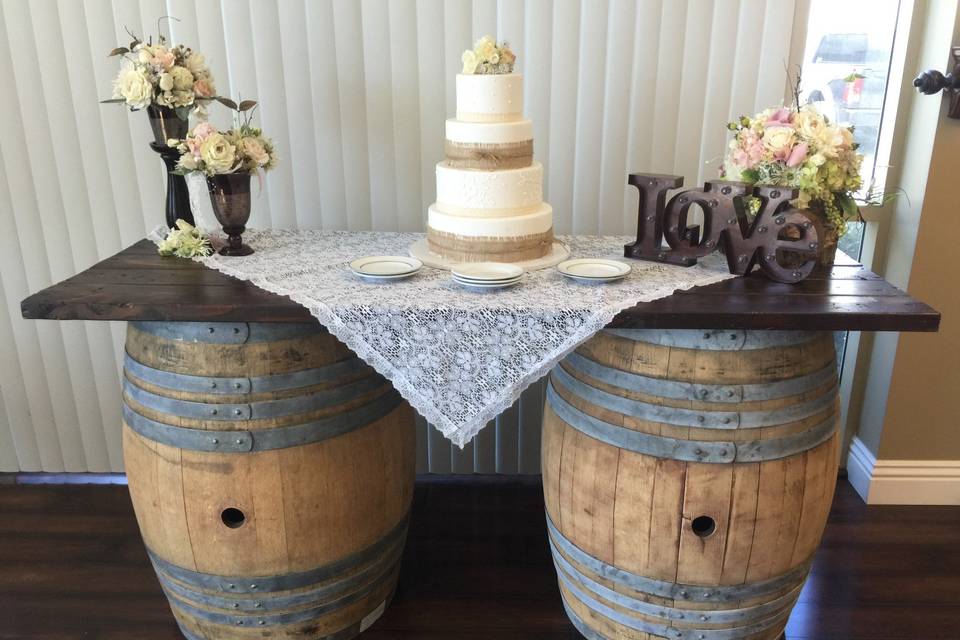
[542,329,840,640]
[122,321,415,640]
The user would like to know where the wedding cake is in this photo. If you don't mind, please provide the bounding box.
[426,37,554,263]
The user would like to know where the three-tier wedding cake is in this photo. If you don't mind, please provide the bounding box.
[424,37,555,264]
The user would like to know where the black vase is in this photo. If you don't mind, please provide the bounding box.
[207,173,254,256]
[147,106,194,229]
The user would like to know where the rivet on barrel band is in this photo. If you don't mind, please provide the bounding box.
[122,389,403,452]
[563,351,837,404]
[122,372,387,421]
[146,514,410,594]
[545,515,811,603]
[123,352,371,395]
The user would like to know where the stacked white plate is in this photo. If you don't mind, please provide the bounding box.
[557,258,631,283]
[452,263,525,291]
[350,256,423,282]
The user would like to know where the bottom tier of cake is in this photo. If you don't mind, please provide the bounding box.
[426,226,554,263]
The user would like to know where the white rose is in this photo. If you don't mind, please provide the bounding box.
[763,126,796,153]
[199,132,236,174]
[461,50,478,74]
[796,107,824,141]
[113,66,154,109]
[171,66,194,91]
[158,72,174,91]
[137,45,153,64]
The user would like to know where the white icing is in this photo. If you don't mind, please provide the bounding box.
[436,161,543,212]
[428,203,553,237]
[456,74,523,122]
[446,118,533,145]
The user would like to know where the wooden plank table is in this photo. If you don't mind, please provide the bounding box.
[21,239,940,332]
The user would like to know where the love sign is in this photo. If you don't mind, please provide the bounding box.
[623,173,821,283]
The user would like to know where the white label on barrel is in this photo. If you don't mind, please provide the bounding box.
[360,600,387,632]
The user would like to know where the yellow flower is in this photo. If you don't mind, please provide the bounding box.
[171,66,194,91]
[199,132,236,174]
[461,49,478,74]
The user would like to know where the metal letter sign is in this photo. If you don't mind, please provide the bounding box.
[623,174,820,283]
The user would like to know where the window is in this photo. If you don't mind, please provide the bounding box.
[800,0,902,261]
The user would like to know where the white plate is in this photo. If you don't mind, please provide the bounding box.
[453,277,522,291]
[350,255,422,276]
[452,273,524,284]
[452,262,524,282]
[557,258,631,281]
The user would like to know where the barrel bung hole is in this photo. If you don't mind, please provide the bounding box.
[691,515,716,538]
[221,507,246,529]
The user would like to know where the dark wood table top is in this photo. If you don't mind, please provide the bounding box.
[21,239,939,332]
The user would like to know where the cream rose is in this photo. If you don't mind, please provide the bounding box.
[239,136,270,167]
[461,50,478,74]
[795,107,825,141]
[114,66,153,109]
[199,133,236,174]
[158,72,174,91]
[171,66,194,91]
[475,37,497,62]
[762,126,796,153]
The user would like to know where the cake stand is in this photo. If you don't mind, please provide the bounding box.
[409,238,570,271]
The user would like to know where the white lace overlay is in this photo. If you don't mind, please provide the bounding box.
[149,227,736,447]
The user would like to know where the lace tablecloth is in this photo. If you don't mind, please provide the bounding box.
[150,228,736,446]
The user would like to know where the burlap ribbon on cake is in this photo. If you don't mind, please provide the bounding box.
[444,139,534,170]
[428,227,553,263]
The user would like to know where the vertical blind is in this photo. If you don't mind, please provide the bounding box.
[0,0,801,473]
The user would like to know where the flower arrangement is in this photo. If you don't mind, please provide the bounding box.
[169,100,277,176]
[157,219,212,258]
[102,28,216,119]
[461,36,516,75]
[721,105,863,234]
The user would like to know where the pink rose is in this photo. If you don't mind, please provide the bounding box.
[192,122,216,141]
[764,107,794,127]
[193,79,213,98]
[151,51,175,70]
[786,142,808,167]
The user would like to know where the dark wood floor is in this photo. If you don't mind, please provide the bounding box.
[1,476,958,640]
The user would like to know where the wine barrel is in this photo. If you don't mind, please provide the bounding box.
[122,321,415,640]
[542,329,840,640]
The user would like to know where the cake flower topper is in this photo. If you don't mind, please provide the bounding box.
[461,36,516,75]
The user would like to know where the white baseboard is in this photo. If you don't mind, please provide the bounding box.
[846,437,960,505]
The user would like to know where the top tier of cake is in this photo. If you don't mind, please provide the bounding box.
[456,73,523,123]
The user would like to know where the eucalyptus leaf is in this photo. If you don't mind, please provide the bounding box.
[175,106,192,121]
[238,100,258,112]
[99,98,126,104]
[108,47,129,57]
[216,96,238,110]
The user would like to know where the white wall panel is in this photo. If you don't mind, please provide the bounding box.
[0,0,801,473]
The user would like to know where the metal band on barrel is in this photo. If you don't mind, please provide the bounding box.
[546,381,836,463]
[130,321,325,344]
[545,515,810,604]
[122,388,403,453]
[147,515,409,595]
[122,373,387,421]
[556,572,787,640]
[552,362,837,429]
[601,328,819,351]
[551,539,801,625]
[563,350,837,404]
[123,352,371,395]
